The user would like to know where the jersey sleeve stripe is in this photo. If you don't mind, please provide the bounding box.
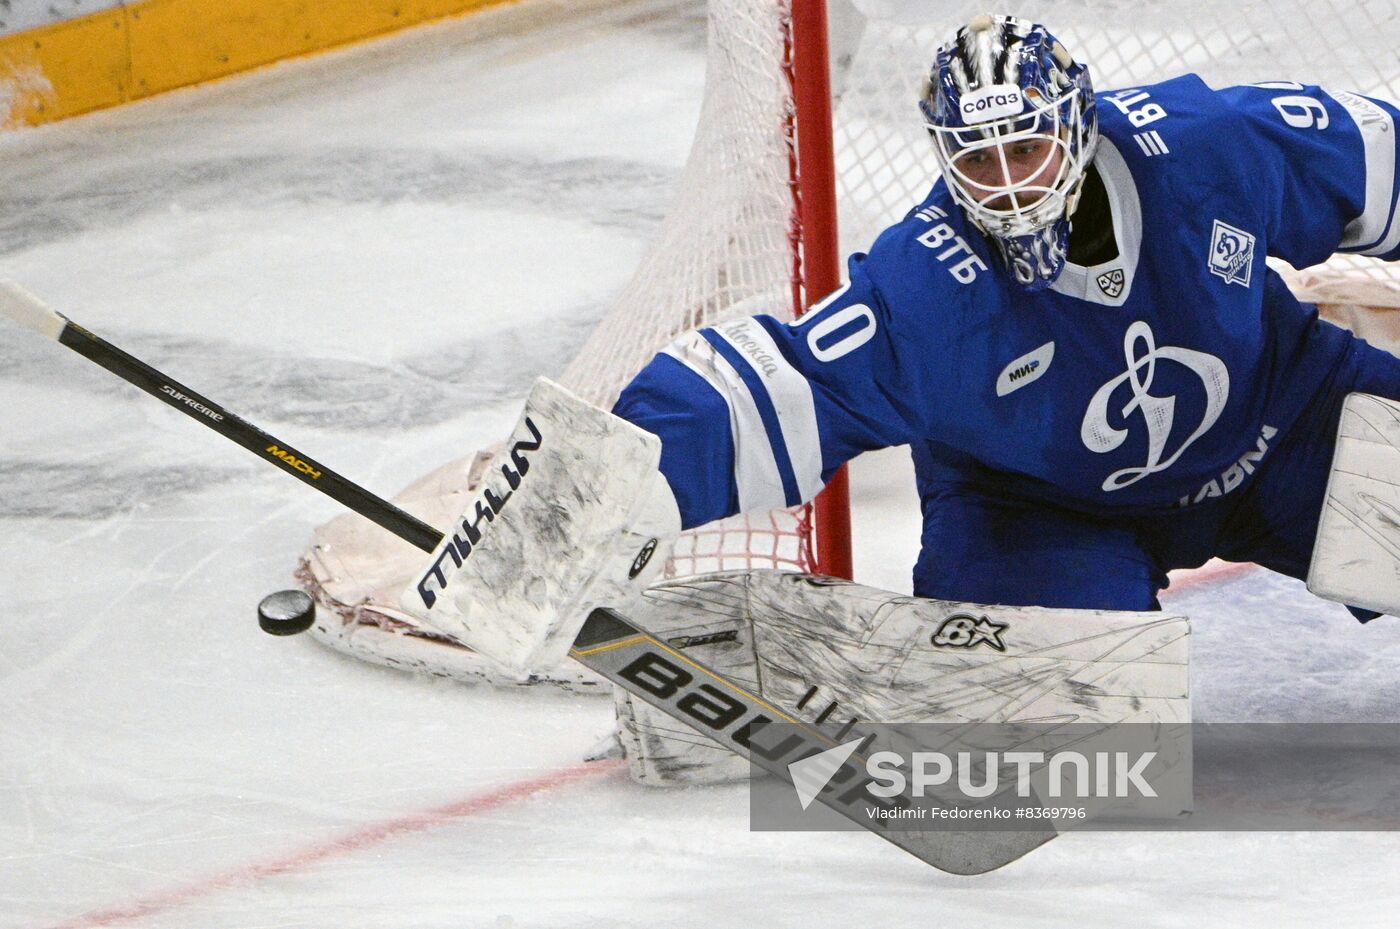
[710,317,826,503]
[1332,91,1400,255]
[661,331,791,513]
[699,327,803,507]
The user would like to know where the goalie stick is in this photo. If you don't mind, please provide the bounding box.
[0,281,1047,874]
[0,282,442,554]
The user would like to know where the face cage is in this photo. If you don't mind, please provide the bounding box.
[929,87,1088,238]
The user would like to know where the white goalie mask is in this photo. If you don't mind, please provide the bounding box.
[920,16,1098,289]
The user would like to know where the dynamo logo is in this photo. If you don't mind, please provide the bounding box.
[1081,320,1229,492]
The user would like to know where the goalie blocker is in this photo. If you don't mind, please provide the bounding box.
[400,378,681,676]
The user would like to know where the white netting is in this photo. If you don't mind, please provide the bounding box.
[559,0,817,577]
[560,0,798,405]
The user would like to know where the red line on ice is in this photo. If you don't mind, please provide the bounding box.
[44,562,1250,928]
[47,758,624,929]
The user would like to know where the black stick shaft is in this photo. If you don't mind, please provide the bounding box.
[56,320,445,554]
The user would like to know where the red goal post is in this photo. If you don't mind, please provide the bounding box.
[791,0,852,579]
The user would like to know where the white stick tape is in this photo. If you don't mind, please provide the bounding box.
[0,281,67,341]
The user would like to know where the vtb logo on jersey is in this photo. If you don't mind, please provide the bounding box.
[1208,219,1255,287]
[1081,321,1230,492]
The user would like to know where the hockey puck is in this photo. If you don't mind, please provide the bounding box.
[257,589,316,636]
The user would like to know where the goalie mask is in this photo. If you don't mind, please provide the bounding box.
[920,15,1098,290]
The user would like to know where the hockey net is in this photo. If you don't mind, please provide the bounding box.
[300,0,1400,690]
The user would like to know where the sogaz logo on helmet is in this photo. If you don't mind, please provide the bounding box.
[961,84,1024,123]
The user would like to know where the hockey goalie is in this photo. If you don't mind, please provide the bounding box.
[301,12,1400,858]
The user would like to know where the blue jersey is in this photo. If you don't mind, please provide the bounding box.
[614,76,1400,534]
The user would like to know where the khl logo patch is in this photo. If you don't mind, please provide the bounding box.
[1208,219,1255,287]
[1081,320,1230,492]
[931,613,1008,651]
[1096,268,1125,298]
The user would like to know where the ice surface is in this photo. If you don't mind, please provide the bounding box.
[2,1,1399,926]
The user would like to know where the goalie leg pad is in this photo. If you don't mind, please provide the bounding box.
[615,570,1191,787]
[1309,392,1400,616]
[612,574,764,786]
[399,378,680,677]
[744,571,1189,726]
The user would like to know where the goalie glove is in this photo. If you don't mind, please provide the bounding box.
[399,378,680,677]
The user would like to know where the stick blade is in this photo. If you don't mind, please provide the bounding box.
[0,281,67,340]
